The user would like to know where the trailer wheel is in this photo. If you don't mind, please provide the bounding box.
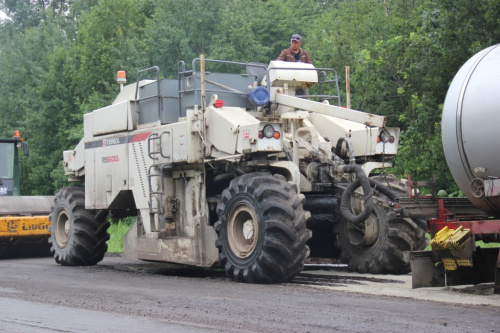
[335,175,426,274]
[215,173,311,283]
[49,186,110,266]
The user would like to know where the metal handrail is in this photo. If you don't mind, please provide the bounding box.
[178,59,342,108]
[135,66,161,121]
[266,66,341,106]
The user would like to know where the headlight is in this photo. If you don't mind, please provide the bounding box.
[263,125,275,138]
[379,130,391,143]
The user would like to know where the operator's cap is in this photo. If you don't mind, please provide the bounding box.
[291,34,302,42]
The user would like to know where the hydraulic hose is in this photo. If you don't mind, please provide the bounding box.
[339,164,373,225]
[339,165,399,225]
[367,178,399,201]
[412,218,428,231]
[335,136,355,165]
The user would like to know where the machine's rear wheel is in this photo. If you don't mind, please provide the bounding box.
[372,174,428,251]
[215,173,311,283]
[335,174,426,274]
[335,205,420,274]
[49,186,110,266]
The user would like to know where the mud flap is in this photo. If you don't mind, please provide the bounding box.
[410,251,445,289]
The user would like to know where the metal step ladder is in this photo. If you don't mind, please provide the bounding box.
[147,130,172,217]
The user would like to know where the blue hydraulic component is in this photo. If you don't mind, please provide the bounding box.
[247,86,270,106]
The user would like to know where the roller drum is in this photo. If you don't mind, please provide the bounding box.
[442,44,500,215]
[0,196,54,216]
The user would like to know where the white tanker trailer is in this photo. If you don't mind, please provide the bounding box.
[408,44,500,293]
[442,43,500,215]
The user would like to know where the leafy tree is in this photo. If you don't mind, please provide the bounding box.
[0,0,99,194]
[141,0,225,77]
[1,0,500,196]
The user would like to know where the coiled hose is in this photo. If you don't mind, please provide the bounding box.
[339,164,399,225]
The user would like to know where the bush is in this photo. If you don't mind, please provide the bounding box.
[106,217,134,253]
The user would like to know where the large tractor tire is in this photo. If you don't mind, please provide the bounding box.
[371,174,427,251]
[49,186,110,266]
[335,174,426,274]
[215,173,311,283]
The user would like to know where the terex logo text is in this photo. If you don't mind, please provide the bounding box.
[102,138,121,147]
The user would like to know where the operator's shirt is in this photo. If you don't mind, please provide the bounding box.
[277,48,312,64]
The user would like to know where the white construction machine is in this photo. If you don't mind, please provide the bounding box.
[50,58,426,282]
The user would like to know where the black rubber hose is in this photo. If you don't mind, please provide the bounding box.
[368,178,399,201]
[339,164,374,225]
[413,218,428,231]
[339,167,399,225]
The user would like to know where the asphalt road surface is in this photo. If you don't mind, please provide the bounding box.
[0,256,499,332]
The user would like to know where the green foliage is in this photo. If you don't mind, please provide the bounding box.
[476,240,500,249]
[1,0,500,196]
[76,0,151,98]
[107,217,134,253]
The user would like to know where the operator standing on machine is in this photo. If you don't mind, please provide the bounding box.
[277,34,312,63]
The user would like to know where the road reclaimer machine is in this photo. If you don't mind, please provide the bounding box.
[50,57,426,282]
[0,131,53,258]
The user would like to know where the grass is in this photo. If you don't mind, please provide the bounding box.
[475,240,500,248]
[106,218,134,253]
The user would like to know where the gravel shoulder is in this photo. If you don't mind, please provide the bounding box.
[302,265,500,307]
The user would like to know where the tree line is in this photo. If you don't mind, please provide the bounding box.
[0,0,499,195]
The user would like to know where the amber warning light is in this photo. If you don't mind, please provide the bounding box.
[117,71,126,91]
[14,130,24,142]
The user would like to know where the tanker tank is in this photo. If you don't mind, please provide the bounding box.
[442,43,500,215]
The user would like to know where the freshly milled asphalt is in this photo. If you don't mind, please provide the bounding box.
[0,256,498,332]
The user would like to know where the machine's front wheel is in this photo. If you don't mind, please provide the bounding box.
[49,186,109,266]
[215,173,311,283]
